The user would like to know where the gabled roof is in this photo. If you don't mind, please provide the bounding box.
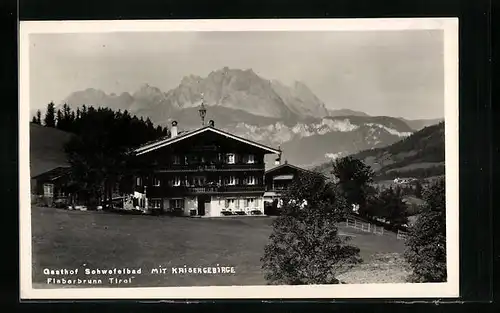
[32,166,71,180]
[134,126,281,156]
[265,162,324,177]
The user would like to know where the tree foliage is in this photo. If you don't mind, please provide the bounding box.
[404,178,446,282]
[367,187,408,227]
[43,102,56,127]
[34,110,42,124]
[331,156,374,216]
[31,102,171,205]
[261,172,362,285]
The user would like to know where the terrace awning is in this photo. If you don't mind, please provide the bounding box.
[264,192,278,197]
[273,174,294,180]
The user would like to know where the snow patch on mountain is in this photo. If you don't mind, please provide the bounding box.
[325,152,345,160]
[223,117,405,148]
[366,123,412,137]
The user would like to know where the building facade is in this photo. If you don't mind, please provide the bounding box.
[31,166,72,207]
[263,162,322,205]
[130,119,281,217]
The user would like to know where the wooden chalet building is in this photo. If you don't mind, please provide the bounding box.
[31,166,72,207]
[263,162,321,204]
[129,104,282,217]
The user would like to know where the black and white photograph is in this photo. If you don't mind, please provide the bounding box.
[19,19,459,299]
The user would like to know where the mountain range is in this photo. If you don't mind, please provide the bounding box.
[61,67,443,167]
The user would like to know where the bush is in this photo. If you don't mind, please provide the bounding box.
[261,172,362,285]
[404,178,446,282]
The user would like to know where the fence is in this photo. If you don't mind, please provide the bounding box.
[397,229,409,240]
[345,218,384,236]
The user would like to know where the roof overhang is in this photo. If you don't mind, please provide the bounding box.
[265,163,327,179]
[273,174,294,180]
[134,126,281,156]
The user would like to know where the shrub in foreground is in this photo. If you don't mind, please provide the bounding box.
[404,178,446,282]
[261,172,362,285]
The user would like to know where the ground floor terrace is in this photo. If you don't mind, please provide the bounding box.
[130,192,267,217]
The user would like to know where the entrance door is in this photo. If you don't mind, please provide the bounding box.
[197,195,210,216]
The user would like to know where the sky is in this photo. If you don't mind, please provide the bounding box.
[29,30,444,119]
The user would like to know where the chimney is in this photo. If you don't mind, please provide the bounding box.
[209,120,215,127]
[171,120,178,138]
[274,146,282,165]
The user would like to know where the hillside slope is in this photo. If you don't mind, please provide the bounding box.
[314,122,445,179]
[399,117,444,131]
[30,123,73,177]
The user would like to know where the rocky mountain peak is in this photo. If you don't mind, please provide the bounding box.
[133,84,165,100]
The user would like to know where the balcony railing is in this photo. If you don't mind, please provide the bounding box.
[146,184,265,196]
[154,163,264,173]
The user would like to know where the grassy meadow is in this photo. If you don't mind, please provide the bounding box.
[31,206,409,288]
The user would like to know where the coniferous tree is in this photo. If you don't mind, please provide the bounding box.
[44,102,56,127]
[56,109,63,129]
[261,172,361,285]
[414,180,423,198]
[36,110,42,124]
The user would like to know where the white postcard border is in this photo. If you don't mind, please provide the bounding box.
[19,18,459,300]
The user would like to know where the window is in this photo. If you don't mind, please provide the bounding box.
[193,176,206,186]
[225,198,236,210]
[246,176,256,185]
[153,177,161,187]
[170,199,184,209]
[173,155,181,165]
[227,176,237,185]
[173,176,181,186]
[226,153,235,164]
[43,183,54,197]
[247,154,255,164]
[150,199,162,209]
[136,177,142,186]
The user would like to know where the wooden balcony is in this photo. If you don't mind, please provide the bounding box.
[154,163,264,173]
[146,184,265,197]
